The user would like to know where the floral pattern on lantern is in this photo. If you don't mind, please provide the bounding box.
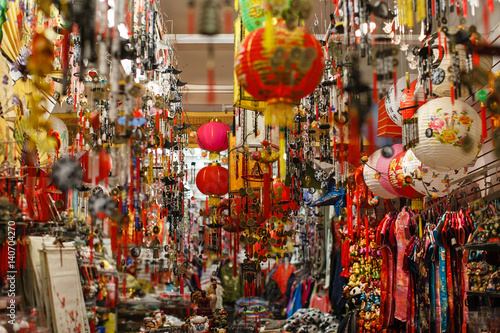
[413,97,482,172]
[388,151,423,199]
[234,20,324,126]
[196,120,230,160]
[196,163,229,206]
[401,149,467,198]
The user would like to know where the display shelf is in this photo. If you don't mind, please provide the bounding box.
[466,291,500,298]
[459,241,500,251]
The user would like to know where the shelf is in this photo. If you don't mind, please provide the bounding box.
[466,291,500,298]
[459,242,500,251]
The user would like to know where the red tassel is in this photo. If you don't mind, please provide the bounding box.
[188,8,195,34]
[438,30,443,61]
[483,5,493,39]
[364,215,368,259]
[373,70,378,102]
[450,83,455,105]
[224,8,232,33]
[346,190,353,239]
[463,0,467,17]
[315,104,319,121]
[481,102,488,141]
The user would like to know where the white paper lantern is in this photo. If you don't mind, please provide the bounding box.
[402,149,467,198]
[413,97,482,172]
[363,149,398,199]
[431,27,492,97]
[385,74,418,126]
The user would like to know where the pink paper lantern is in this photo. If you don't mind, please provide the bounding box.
[196,121,230,158]
[375,143,403,197]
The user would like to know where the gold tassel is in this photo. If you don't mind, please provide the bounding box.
[411,198,423,211]
[265,100,294,127]
[209,195,221,207]
[209,152,221,161]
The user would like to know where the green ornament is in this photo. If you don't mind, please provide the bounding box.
[477,89,488,102]
[240,0,266,32]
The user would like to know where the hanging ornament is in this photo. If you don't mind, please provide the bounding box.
[196,163,229,206]
[196,120,230,160]
[388,151,423,199]
[413,97,482,172]
[401,149,466,198]
[375,143,403,197]
[430,27,492,98]
[199,0,220,35]
[363,148,398,199]
[234,20,324,126]
[240,0,265,32]
[385,74,418,127]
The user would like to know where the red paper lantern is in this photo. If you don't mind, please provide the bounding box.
[196,120,230,159]
[234,20,324,126]
[388,151,423,199]
[196,163,229,206]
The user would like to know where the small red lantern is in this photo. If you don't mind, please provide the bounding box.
[196,163,229,206]
[234,20,324,126]
[196,120,230,160]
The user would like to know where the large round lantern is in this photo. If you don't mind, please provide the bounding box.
[413,97,482,172]
[196,120,230,160]
[196,163,229,206]
[388,151,423,199]
[363,148,398,199]
[240,0,265,32]
[234,20,324,126]
[385,74,418,126]
[375,144,403,197]
[401,149,466,199]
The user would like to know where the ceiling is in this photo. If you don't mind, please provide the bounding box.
[160,0,500,119]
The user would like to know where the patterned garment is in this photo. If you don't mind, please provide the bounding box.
[394,209,411,322]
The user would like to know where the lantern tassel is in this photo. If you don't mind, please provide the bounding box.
[209,152,220,160]
[265,100,294,127]
[481,102,488,141]
[412,198,423,211]
[209,195,221,207]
